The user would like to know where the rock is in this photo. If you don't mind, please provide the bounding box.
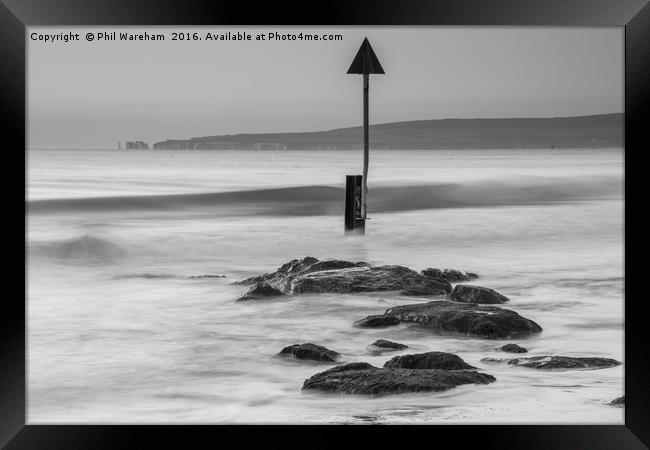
[496,343,528,353]
[422,268,478,282]
[302,363,496,396]
[353,315,401,328]
[236,257,451,298]
[370,339,408,351]
[356,300,542,339]
[292,265,451,296]
[237,282,284,301]
[189,274,226,279]
[322,362,375,373]
[449,285,509,304]
[609,396,625,406]
[279,343,340,362]
[505,356,622,370]
[480,357,507,364]
[383,351,476,370]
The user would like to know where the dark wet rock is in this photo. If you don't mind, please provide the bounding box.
[609,396,625,406]
[353,315,401,328]
[422,268,478,282]
[237,282,284,301]
[317,362,375,373]
[496,343,528,353]
[370,339,408,351]
[279,343,340,362]
[238,257,366,287]
[302,363,496,396]
[506,356,622,370]
[383,351,476,370]
[449,285,509,304]
[189,274,226,279]
[356,300,542,339]
[482,355,622,370]
[480,357,506,364]
[236,257,451,298]
[291,265,452,296]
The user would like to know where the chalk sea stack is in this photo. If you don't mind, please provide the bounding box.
[279,343,340,363]
[302,362,496,396]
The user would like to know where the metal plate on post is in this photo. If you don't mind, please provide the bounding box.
[345,175,365,234]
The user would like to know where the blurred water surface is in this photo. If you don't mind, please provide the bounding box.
[27,148,624,423]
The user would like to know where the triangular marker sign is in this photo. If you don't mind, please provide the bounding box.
[346,37,385,75]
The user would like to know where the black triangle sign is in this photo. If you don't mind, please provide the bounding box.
[346,37,385,74]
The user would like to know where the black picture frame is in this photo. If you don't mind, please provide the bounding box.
[4,0,648,447]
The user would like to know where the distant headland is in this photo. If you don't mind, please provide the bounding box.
[129,113,623,150]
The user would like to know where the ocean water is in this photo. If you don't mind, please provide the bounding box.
[26,148,624,424]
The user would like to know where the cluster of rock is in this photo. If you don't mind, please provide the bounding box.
[234,258,621,401]
[355,301,541,339]
[236,257,454,300]
[279,345,496,395]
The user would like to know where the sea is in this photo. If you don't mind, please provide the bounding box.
[26,147,624,424]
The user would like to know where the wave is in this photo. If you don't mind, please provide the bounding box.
[31,235,125,262]
[27,175,622,217]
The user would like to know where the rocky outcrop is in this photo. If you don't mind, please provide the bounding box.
[481,355,622,370]
[449,285,509,304]
[237,257,451,298]
[369,339,408,351]
[422,268,478,282]
[355,300,542,339]
[302,362,496,396]
[353,315,401,328]
[383,352,476,370]
[496,343,528,353]
[279,343,340,362]
[237,282,284,301]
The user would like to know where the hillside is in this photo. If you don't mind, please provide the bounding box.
[150,113,623,150]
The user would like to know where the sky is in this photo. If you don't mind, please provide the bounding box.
[28,26,623,149]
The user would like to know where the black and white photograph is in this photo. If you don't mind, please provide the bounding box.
[26,25,625,425]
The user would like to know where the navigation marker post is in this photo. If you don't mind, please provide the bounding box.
[345,38,385,235]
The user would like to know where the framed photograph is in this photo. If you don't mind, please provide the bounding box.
[4,0,648,447]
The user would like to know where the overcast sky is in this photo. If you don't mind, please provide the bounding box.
[28,27,623,149]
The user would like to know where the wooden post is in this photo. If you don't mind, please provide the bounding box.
[362,73,369,218]
[345,175,365,234]
[346,37,384,234]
